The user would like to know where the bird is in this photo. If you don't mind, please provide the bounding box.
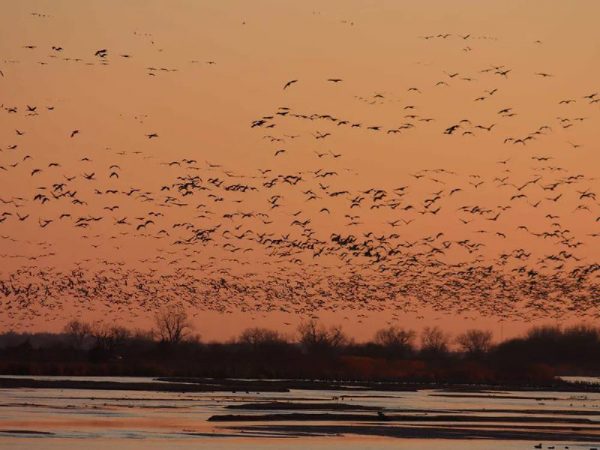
[0,12,598,339]
[444,124,460,134]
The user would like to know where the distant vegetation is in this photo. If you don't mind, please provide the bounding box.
[1,311,599,385]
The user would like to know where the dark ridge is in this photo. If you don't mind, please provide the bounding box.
[225,424,600,442]
[208,412,596,424]
[226,402,382,411]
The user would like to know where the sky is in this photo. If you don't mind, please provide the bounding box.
[0,0,598,342]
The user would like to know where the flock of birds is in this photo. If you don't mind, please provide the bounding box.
[0,10,598,330]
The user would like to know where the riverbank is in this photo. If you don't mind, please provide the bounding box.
[1,376,599,393]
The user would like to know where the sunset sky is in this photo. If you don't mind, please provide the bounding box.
[0,0,598,341]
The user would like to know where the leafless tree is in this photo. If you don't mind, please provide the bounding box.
[91,322,131,352]
[154,305,192,344]
[64,319,93,349]
[456,329,493,356]
[421,326,450,356]
[239,327,285,346]
[374,325,415,357]
[298,320,348,353]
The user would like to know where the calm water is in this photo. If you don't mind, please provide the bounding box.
[1,376,599,449]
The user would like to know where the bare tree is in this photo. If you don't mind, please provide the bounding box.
[374,325,415,357]
[64,319,93,349]
[298,320,348,353]
[154,305,192,344]
[456,329,493,356]
[239,327,285,346]
[526,325,562,340]
[421,326,450,356]
[91,322,131,353]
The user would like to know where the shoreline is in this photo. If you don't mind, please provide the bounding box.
[0,376,599,394]
[222,424,600,442]
[208,412,597,424]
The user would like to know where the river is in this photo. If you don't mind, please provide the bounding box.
[1,376,599,449]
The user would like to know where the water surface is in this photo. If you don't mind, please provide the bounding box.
[1,376,599,449]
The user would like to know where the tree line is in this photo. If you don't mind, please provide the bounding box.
[1,307,599,385]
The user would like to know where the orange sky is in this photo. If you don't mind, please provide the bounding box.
[0,0,598,342]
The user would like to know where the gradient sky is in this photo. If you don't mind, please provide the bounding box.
[0,1,598,342]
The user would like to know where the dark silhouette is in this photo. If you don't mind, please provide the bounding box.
[153,305,194,344]
[1,321,599,387]
[456,329,493,358]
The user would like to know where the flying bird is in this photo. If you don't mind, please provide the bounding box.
[283,79,298,90]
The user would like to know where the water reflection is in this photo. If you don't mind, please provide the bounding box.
[0,376,599,450]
